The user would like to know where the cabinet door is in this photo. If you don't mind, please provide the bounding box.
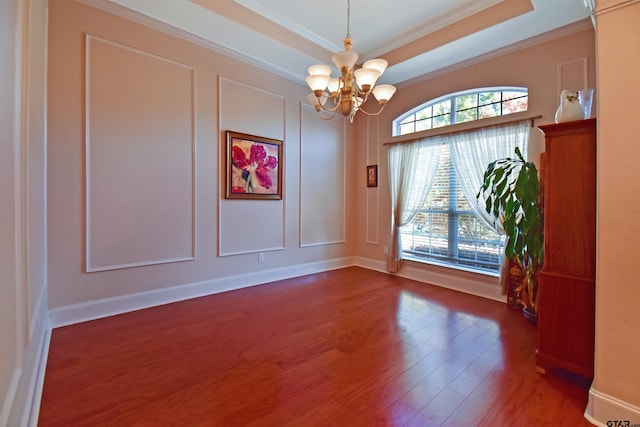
[536,272,595,378]
[542,120,596,279]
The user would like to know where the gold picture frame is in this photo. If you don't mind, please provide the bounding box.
[225,131,283,200]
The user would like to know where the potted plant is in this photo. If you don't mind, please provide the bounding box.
[477,147,544,318]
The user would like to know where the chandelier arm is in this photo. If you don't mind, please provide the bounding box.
[317,109,339,120]
[354,80,378,99]
[333,88,345,107]
[316,95,343,113]
[350,89,372,109]
[354,103,388,117]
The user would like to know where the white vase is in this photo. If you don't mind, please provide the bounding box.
[555,90,584,123]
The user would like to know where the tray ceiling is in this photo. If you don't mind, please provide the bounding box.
[91,0,592,86]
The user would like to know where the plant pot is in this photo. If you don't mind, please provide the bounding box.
[522,307,538,325]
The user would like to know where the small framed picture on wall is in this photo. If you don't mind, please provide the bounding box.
[367,165,378,188]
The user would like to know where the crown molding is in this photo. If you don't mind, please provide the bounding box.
[233,0,341,52]
[77,0,307,84]
[396,18,594,90]
[594,0,640,16]
[364,0,503,59]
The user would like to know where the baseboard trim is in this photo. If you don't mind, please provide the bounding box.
[585,386,640,426]
[1,299,50,427]
[26,321,51,427]
[49,257,358,328]
[1,368,22,427]
[49,256,508,328]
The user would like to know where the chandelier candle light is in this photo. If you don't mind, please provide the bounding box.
[306,0,396,122]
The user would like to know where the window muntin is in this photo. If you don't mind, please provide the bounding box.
[393,87,528,136]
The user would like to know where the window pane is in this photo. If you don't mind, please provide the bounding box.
[432,100,451,114]
[399,122,415,135]
[417,106,432,120]
[479,92,501,106]
[456,94,477,111]
[431,100,451,128]
[415,118,432,132]
[432,113,450,128]
[503,96,528,114]
[400,114,415,124]
[456,213,503,266]
[456,109,477,124]
[402,212,448,256]
[479,103,500,119]
[502,91,524,101]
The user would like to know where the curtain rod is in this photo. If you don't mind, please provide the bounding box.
[382,114,543,147]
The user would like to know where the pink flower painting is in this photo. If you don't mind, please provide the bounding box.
[229,136,280,197]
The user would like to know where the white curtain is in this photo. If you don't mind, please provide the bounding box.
[448,119,530,292]
[448,119,530,231]
[387,138,443,273]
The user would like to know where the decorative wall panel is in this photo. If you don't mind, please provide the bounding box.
[366,116,379,244]
[85,35,195,271]
[218,77,286,255]
[299,104,346,247]
[557,57,588,95]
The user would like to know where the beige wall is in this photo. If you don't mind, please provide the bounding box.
[46,0,351,313]
[0,0,49,425]
[588,0,640,423]
[352,26,597,298]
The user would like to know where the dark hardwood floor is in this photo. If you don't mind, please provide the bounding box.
[38,267,592,426]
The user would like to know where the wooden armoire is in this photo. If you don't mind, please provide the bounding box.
[536,118,596,379]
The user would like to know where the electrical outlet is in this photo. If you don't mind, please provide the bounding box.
[383,246,388,255]
[258,252,265,262]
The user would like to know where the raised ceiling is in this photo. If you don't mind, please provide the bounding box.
[92,0,592,86]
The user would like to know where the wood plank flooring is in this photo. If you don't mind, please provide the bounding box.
[38,267,592,426]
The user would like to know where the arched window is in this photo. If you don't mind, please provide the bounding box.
[393,87,528,136]
[390,87,529,273]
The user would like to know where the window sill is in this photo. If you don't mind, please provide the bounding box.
[395,255,504,302]
[402,254,500,279]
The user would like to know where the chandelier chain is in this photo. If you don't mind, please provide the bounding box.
[346,0,351,38]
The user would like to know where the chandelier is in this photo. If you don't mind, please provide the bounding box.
[306,0,396,122]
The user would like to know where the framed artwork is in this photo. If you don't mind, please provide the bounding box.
[225,131,282,200]
[367,165,378,187]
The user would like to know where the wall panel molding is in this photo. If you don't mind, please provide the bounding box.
[84,35,196,272]
[366,115,380,244]
[299,103,346,248]
[218,76,286,256]
[557,56,588,96]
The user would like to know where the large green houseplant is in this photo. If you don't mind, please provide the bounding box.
[477,147,544,315]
